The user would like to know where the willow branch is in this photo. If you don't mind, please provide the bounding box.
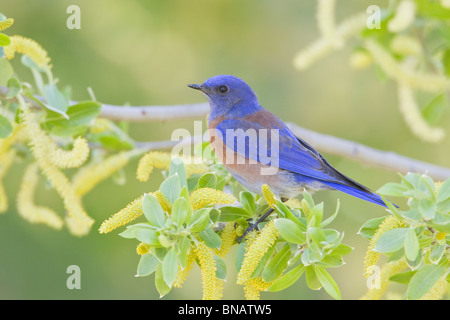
[100,102,210,122]
[1,85,449,180]
[286,123,450,181]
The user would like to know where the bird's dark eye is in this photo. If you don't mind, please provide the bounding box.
[218,85,228,93]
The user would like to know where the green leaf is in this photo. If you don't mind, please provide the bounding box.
[155,263,171,297]
[389,270,415,284]
[6,76,21,98]
[437,179,450,203]
[358,216,388,240]
[309,227,327,246]
[267,264,305,292]
[199,227,222,249]
[143,194,166,228]
[215,256,227,280]
[313,265,341,300]
[309,203,323,227]
[330,244,353,256]
[430,212,450,233]
[262,244,291,283]
[422,93,447,125]
[274,218,306,244]
[162,247,179,287]
[418,198,436,219]
[407,264,446,300]
[429,243,446,264]
[302,191,315,208]
[44,83,69,116]
[160,174,181,204]
[0,57,13,86]
[274,200,306,231]
[377,182,409,197]
[91,121,135,150]
[240,191,256,214]
[133,228,160,246]
[172,197,188,226]
[169,158,187,190]
[178,238,191,269]
[188,208,211,233]
[301,243,323,265]
[218,206,252,222]
[0,33,10,46]
[44,101,101,129]
[136,253,159,277]
[320,199,340,227]
[404,228,419,261]
[197,172,217,189]
[0,115,13,138]
[235,242,246,272]
[305,265,321,290]
[374,228,409,253]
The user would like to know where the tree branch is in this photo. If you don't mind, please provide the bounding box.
[1,85,449,180]
[100,102,210,122]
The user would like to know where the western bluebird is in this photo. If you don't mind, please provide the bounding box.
[188,74,388,208]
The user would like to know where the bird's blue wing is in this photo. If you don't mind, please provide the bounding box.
[215,118,339,182]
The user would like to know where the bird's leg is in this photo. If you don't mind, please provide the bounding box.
[237,197,288,243]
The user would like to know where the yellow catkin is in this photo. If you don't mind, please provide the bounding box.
[397,82,445,143]
[420,274,449,300]
[215,223,237,257]
[237,220,279,285]
[388,0,416,33]
[0,125,21,163]
[293,13,366,70]
[48,137,89,169]
[317,0,341,48]
[173,249,196,288]
[136,151,208,182]
[214,278,225,300]
[98,195,144,234]
[0,18,14,31]
[4,35,51,68]
[136,151,172,182]
[365,39,450,93]
[16,163,63,229]
[0,149,16,213]
[190,188,236,210]
[360,259,409,300]
[136,242,150,255]
[20,102,93,235]
[364,215,406,278]
[349,50,373,69]
[390,35,422,57]
[73,151,130,197]
[154,190,172,214]
[243,277,275,300]
[195,241,217,300]
[262,184,277,208]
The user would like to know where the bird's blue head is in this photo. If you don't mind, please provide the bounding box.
[188,75,261,119]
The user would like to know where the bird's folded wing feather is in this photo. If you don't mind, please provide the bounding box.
[215,117,346,183]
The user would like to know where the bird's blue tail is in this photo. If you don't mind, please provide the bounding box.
[323,181,388,208]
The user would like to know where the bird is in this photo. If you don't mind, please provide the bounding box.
[188,74,388,209]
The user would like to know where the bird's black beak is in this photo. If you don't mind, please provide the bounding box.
[188,84,203,91]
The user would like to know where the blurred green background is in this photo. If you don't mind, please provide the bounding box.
[1,0,449,300]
